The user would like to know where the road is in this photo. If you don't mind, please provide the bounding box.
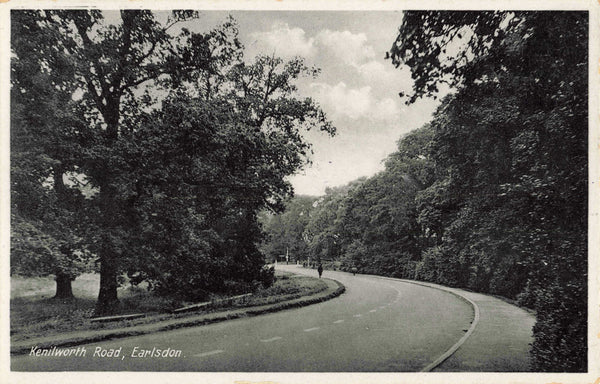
[12,265,531,372]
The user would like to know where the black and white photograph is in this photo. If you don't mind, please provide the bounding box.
[2,1,598,383]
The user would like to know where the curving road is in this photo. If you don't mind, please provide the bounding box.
[11,265,533,372]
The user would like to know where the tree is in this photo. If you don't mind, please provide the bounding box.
[14,10,257,314]
[333,132,427,278]
[137,54,334,298]
[120,87,331,299]
[13,10,335,313]
[260,196,317,263]
[303,187,349,263]
[389,11,587,371]
[11,11,93,298]
[68,10,215,314]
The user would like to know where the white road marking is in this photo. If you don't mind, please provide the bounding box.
[369,309,377,313]
[260,337,282,343]
[304,327,320,332]
[353,314,362,317]
[379,306,386,309]
[333,320,344,324]
[194,350,224,357]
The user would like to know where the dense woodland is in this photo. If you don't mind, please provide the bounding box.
[11,10,587,372]
[261,12,588,372]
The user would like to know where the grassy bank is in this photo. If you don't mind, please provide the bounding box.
[11,271,328,342]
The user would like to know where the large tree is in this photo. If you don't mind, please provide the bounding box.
[389,11,587,371]
[332,128,431,277]
[12,10,334,312]
[13,10,259,314]
[11,11,93,298]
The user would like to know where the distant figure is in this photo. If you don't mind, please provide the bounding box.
[351,267,358,276]
[317,264,323,278]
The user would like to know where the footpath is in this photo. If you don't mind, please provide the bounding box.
[374,274,536,372]
[11,277,345,356]
[433,288,535,371]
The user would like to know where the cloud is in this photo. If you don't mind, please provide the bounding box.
[372,97,401,119]
[250,25,412,96]
[312,29,413,96]
[250,25,408,123]
[356,61,412,91]
[312,82,371,120]
[250,22,316,58]
[315,29,375,66]
[310,82,401,121]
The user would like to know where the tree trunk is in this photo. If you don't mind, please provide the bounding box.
[95,249,119,315]
[53,166,75,301]
[54,273,74,299]
[94,174,121,316]
[93,84,123,316]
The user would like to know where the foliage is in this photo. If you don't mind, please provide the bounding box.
[260,196,317,262]
[118,91,316,300]
[10,11,94,297]
[303,190,347,263]
[334,170,420,277]
[390,11,587,372]
[11,10,334,313]
[388,11,512,104]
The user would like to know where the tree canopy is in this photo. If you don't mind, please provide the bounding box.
[390,11,587,371]
[11,11,94,298]
[11,10,334,313]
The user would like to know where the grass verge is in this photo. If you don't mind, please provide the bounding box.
[11,271,329,343]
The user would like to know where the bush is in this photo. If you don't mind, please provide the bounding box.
[259,265,275,288]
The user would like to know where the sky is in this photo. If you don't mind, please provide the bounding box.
[178,11,441,196]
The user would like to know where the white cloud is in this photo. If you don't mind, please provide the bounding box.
[372,97,401,119]
[310,82,401,121]
[315,29,375,66]
[250,22,316,58]
[250,25,413,97]
[312,29,413,96]
[311,82,370,120]
[356,61,412,90]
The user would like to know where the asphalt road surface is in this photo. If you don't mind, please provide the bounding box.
[13,265,483,372]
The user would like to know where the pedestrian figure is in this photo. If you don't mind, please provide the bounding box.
[318,264,323,278]
[351,267,357,276]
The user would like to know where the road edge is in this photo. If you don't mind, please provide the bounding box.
[11,278,345,356]
[368,275,481,372]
